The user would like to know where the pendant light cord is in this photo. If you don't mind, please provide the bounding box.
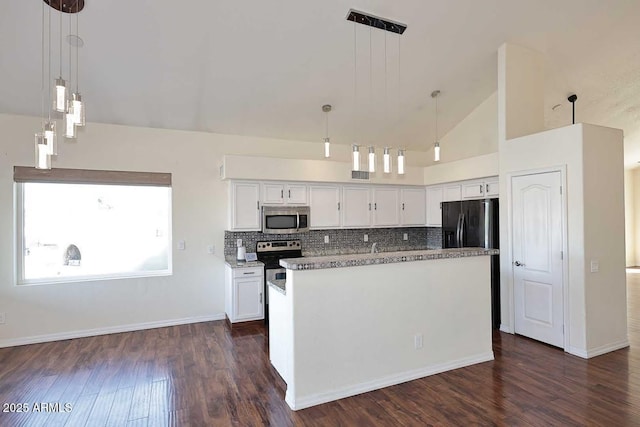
[59,5,62,77]
[69,8,72,92]
[369,21,372,144]
[47,4,51,121]
[435,94,439,142]
[41,0,45,125]
[76,13,79,92]
[353,19,357,144]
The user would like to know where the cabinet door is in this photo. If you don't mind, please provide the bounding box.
[309,185,341,228]
[373,187,400,227]
[400,188,426,226]
[485,179,499,197]
[443,184,462,202]
[263,183,285,204]
[342,186,371,227]
[286,184,308,204]
[230,182,261,230]
[462,181,485,199]
[426,186,443,227]
[234,276,264,321]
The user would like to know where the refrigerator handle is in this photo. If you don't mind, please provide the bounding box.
[456,213,463,247]
[460,213,466,247]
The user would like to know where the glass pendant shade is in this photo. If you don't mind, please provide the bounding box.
[65,111,77,139]
[54,77,67,113]
[72,92,85,126]
[397,149,405,175]
[44,121,57,155]
[324,137,330,158]
[35,133,51,169]
[368,146,376,173]
[352,145,360,172]
[434,142,441,162]
[383,147,391,174]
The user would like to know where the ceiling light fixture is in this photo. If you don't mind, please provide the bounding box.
[368,146,376,172]
[322,104,332,158]
[383,147,391,173]
[397,149,405,175]
[35,0,85,169]
[352,145,361,171]
[431,90,441,162]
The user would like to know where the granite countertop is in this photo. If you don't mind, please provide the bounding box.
[267,279,286,295]
[279,248,499,271]
[225,257,265,268]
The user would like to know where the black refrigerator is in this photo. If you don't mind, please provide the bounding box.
[442,198,500,329]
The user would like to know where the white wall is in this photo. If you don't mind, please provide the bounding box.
[0,113,370,346]
[624,169,635,266]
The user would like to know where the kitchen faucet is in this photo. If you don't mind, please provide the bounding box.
[371,242,378,254]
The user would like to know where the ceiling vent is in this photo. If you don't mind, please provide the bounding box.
[351,170,370,180]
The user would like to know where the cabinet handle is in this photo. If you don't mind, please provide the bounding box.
[259,292,263,303]
[281,189,284,198]
[288,189,291,198]
[369,203,371,211]
[338,202,341,211]
[243,271,255,275]
[374,203,377,210]
[402,203,405,211]
[480,184,483,194]
[486,184,489,193]
[257,201,259,210]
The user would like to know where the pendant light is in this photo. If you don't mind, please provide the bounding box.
[35,133,50,170]
[351,18,358,172]
[352,145,361,171]
[322,104,331,158]
[53,7,67,114]
[368,146,376,172]
[70,13,85,127]
[431,90,441,162]
[397,149,405,175]
[383,147,391,173]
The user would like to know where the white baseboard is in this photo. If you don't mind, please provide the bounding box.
[0,313,225,348]
[499,324,513,334]
[567,338,630,359]
[286,351,494,411]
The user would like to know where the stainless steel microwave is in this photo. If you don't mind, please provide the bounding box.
[261,206,310,234]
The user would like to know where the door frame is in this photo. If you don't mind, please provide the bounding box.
[506,165,570,351]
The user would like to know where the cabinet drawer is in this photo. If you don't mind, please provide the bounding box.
[232,267,264,279]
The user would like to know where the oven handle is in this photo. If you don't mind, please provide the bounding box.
[296,212,300,231]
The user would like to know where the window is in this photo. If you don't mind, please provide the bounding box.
[14,167,172,284]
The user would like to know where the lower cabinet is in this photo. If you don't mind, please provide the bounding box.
[225,265,264,323]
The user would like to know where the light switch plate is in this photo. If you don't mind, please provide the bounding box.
[207,245,215,254]
[324,235,330,244]
[364,234,369,242]
[403,233,408,241]
[590,260,599,273]
[178,240,186,251]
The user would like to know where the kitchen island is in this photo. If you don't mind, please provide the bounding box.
[268,248,498,410]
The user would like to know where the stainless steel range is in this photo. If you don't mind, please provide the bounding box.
[256,240,302,323]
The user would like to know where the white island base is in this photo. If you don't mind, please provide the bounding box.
[268,250,495,410]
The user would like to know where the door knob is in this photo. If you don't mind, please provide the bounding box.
[514,261,525,267]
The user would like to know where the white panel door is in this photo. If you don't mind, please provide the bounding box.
[309,185,341,228]
[512,171,564,348]
[400,188,426,226]
[263,183,285,204]
[426,186,443,226]
[230,182,261,230]
[286,184,308,204]
[373,187,400,227]
[342,186,371,227]
[234,277,264,321]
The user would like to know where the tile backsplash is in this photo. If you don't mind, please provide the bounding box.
[224,227,442,256]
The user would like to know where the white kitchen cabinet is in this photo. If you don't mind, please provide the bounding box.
[426,186,443,227]
[342,186,371,227]
[485,179,499,197]
[262,183,308,205]
[443,184,462,202]
[225,266,264,323]
[309,185,341,229]
[400,188,426,226]
[372,187,400,227]
[229,181,261,231]
[462,180,486,199]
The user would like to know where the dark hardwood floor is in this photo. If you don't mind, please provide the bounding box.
[2,273,640,426]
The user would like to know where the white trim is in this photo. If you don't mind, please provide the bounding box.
[505,165,570,352]
[499,324,513,334]
[285,352,494,411]
[567,339,630,359]
[0,314,225,348]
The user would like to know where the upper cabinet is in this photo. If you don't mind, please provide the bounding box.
[342,186,372,228]
[443,184,462,202]
[372,187,400,227]
[309,185,341,229]
[485,179,499,197]
[229,181,261,231]
[400,188,426,226]
[461,177,499,199]
[262,183,308,205]
[426,186,443,227]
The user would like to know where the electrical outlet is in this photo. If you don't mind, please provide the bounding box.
[236,239,243,247]
[0,312,5,325]
[403,233,408,241]
[207,245,215,254]
[364,234,369,242]
[178,240,186,251]
[414,333,423,350]
[590,260,599,273]
[324,235,330,244]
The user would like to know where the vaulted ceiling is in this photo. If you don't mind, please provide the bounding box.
[1,1,639,166]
